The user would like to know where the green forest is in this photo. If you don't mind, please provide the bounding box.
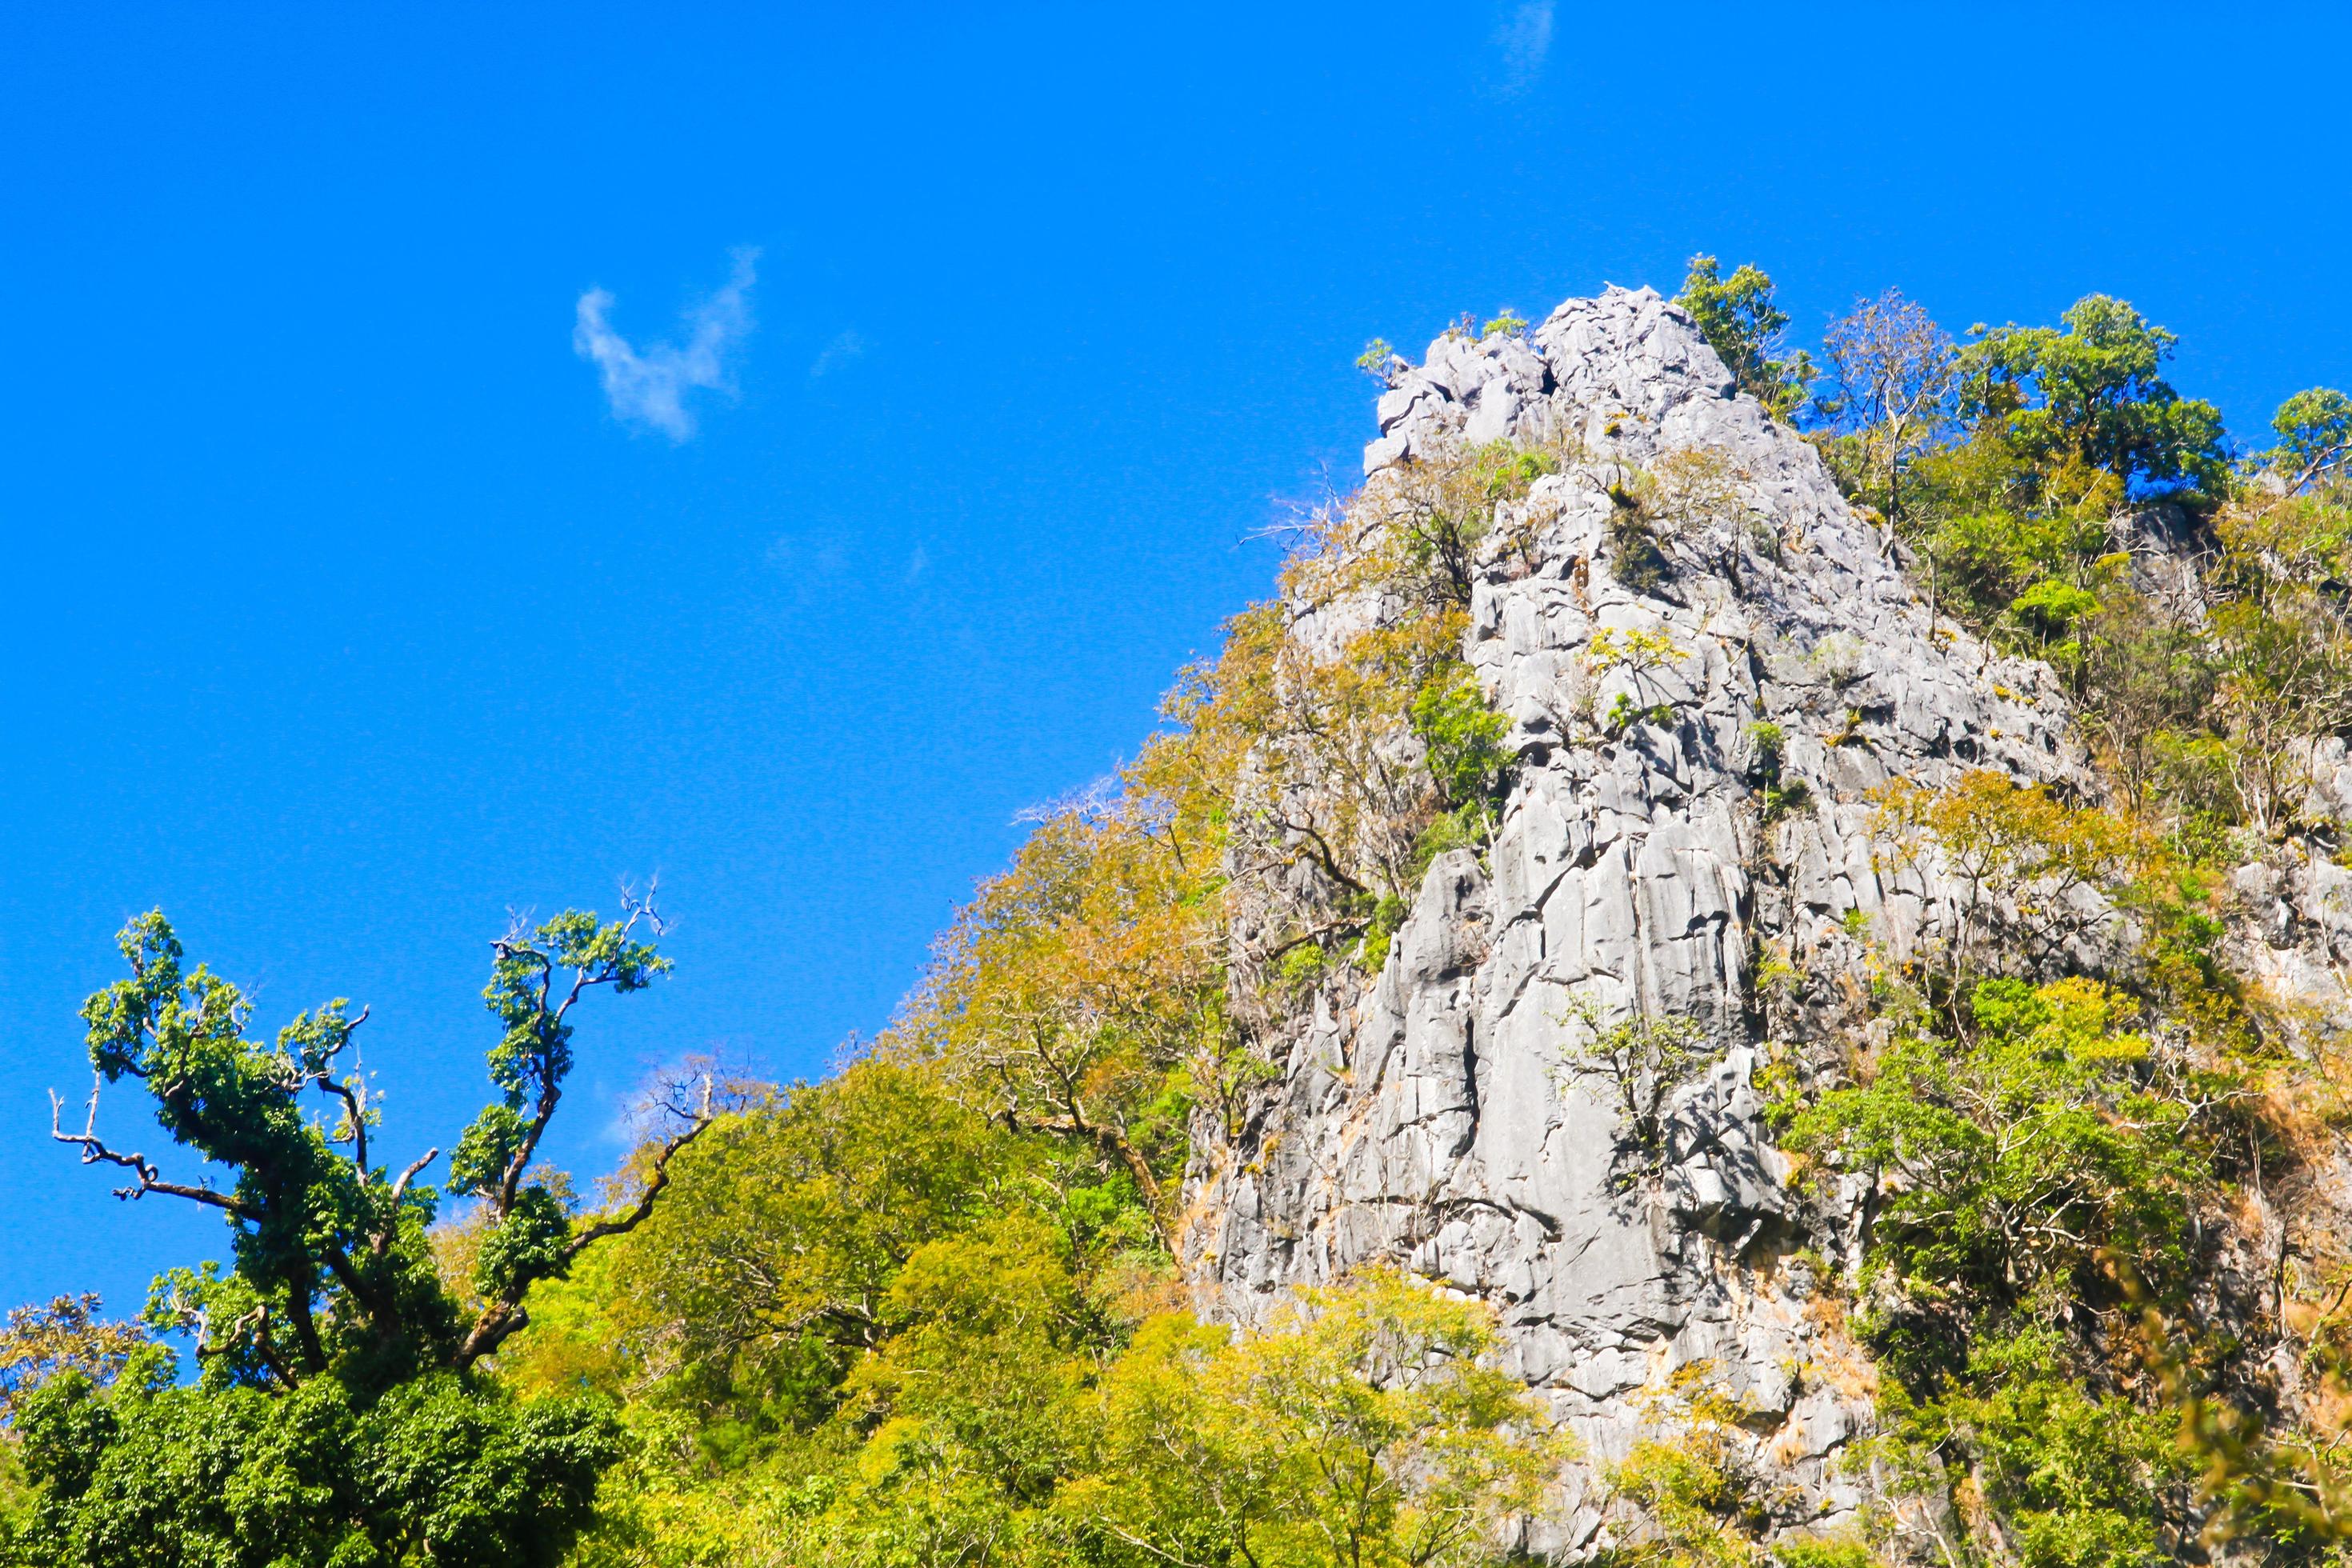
[11,257,2352,1568]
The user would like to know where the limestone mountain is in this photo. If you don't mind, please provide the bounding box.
[1182,286,2248,1555]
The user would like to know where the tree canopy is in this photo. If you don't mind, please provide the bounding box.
[1675,254,1811,420]
[1957,293,2228,498]
[6,898,710,1566]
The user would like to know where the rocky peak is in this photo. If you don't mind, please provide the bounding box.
[1185,286,2101,1553]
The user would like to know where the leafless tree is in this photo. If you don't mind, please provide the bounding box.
[1820,289,1958,530]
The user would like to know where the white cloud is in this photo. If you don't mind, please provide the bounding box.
[1495,1,1555,94]
[809,328,865,378]
[574,247,759,442]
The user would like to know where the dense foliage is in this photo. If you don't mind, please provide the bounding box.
[2,900,708,1565]
[17,261,2352,1566]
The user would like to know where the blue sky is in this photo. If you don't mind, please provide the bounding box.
[3,1,2346,1317]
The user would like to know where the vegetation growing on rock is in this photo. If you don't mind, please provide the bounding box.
[11,266,2352,1568]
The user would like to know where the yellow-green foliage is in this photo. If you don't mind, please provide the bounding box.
[562,1262,1557,1568]
[1874,770,2150,987]
[526,294,2352,1568]
[1592,1364,1846,1568]
[1066,1268,1564,1568]
[897,794,1231,1233]
[477,437,1560,1566]
[1138,439,1531,989]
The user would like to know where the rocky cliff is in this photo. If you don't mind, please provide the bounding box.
[1182,287,2110,1553]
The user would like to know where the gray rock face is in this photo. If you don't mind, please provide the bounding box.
[1185,287,2099,1543]
[2225,798,2352,1026]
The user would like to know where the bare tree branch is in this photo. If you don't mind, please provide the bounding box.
[559,1082,715,1260]
[50,1081,250,1214]
[1273,812,1370,898]
[389,1147,439,1207]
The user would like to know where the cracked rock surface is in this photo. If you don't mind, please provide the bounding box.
[1183,287,2098,1548]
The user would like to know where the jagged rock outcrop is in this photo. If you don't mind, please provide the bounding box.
[1183,287,2104,1552]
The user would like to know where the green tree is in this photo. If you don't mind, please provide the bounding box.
[1778,977,2217,1383]
[1768,966,2230,1568]
[1410,659,1512,834]
[14,1366,622,1568]
[563,1060,1026,1450]
[1957,294,2227,498]
[1070,1269,1562,1568]
[2270,386,2352,494]
[1675,255,1811,421]
[1558,1004,1714,1186]
[13,898,711,1566]
[1870,1331,2188,1568]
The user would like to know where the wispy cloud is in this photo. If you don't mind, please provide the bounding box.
[1494,0,1555,94]
[574,247,759,442]
[809,329,865,378]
